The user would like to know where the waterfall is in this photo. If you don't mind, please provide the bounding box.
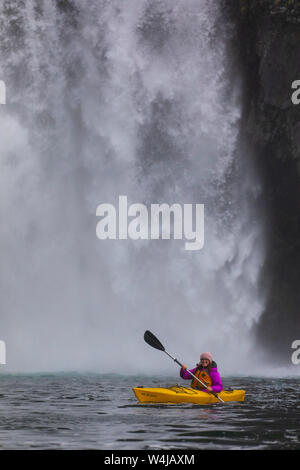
[0,0,265,374]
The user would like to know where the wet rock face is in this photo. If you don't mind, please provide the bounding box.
[235,0,300,151]
[226,0,300,362]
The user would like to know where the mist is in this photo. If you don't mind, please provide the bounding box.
[0,0,266,375]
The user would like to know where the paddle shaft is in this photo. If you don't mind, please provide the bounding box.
[164,350,224,403]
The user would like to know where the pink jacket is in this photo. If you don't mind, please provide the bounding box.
[180,363,223,393]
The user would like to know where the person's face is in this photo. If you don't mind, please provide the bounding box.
[201,359,210,367]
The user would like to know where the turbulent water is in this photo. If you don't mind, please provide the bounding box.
[0,374,299,450]
[0,0,265,374]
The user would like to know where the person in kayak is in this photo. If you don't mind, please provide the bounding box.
[180,352,223,393]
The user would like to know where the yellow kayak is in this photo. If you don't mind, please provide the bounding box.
[133,386,246,405]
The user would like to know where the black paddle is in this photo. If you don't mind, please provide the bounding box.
[144,330,224,403]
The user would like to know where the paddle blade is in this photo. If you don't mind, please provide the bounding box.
[144,331,165,352]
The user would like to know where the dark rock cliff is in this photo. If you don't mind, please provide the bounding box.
[224,0,300,362]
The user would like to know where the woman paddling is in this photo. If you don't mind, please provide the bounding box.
[180,352,223,393]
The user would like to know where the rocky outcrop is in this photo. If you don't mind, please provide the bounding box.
[225,0,300,362]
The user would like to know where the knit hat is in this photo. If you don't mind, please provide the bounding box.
[200,352,213,363]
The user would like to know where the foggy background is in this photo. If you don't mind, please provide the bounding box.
[0,0,268,375]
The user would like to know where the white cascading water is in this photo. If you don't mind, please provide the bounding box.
[0,0,265,374]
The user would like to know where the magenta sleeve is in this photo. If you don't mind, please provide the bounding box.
[210,369,223,393]
[180,367,197,380]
